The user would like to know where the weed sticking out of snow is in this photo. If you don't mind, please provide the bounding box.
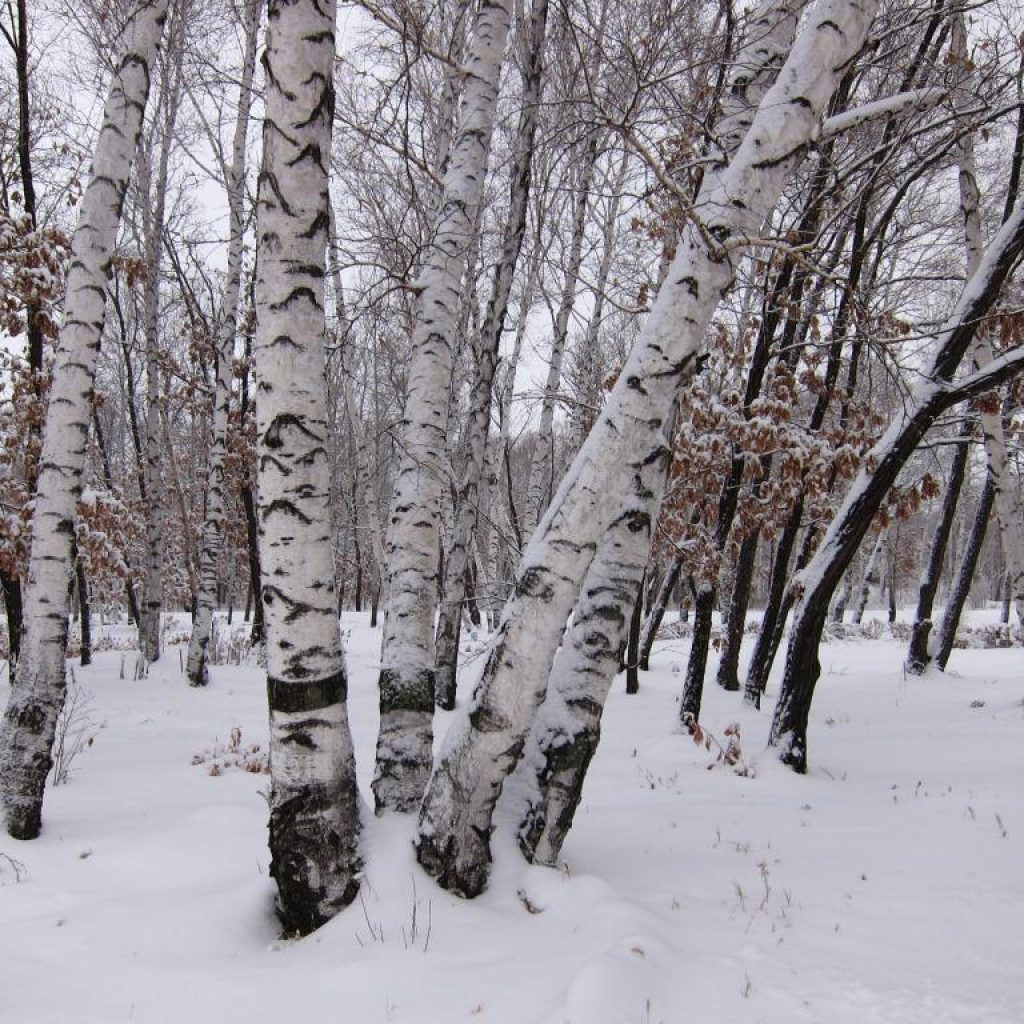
[192,726,268,776]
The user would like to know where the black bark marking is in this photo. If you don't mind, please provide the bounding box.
[268,669,347,713]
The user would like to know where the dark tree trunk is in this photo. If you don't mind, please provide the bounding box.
[76,561,92,667]
[2,571,23,666]
[906,423,971,672]
[240,482,263,645]
[936,477,995,669]
[638,555,683,670]
[625,570,644,695]
[717,531,758,692]
[744,500,803,704]
[680,584,715,722]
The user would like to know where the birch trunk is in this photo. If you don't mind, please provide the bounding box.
[515,0,806,869]
[254,0,360,935]
[138,16,185,664]
[417,0,880,895]
[0,0,169,840]
[950,11,1024,629]
[851,529,885,625]
[186,0,260,686]
[374,0,513,814]
[521,136,599,542]
[434,0,550,711]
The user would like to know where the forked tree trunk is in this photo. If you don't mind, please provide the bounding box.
[516,0,809,870]
[0,0,169,840]
[374,0,513,814]
[906,421,971,672]
[186,0,259,686]
[254,0,360,934]
[434,0,550,711]
[417,0,880,896]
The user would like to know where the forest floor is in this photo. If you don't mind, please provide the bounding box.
[0,610,1021,1024]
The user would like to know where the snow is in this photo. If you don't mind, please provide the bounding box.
[1,611,1022,1023]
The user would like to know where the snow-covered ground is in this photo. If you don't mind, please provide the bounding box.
[1,612,1021,1024]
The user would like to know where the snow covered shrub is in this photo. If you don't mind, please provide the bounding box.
[192,727,268,775]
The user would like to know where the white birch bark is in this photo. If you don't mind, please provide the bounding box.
[516,0,804,867]
[416,0,881,896]
[434,0,551,710]
[374,0,513,815]
[138,13,185,664]
[255,0,360,934]
[0,0,169,840]
[521,135,600,542]
[851,528,885,625]
[567,148,629,451]
[950,13,1024,627]
[186,0,260,686]
[328,220,386,582]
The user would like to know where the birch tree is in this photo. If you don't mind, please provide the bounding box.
[374,0,513,814]
[0,0,169,840]
[433,0,551,710]
[185,0,260,686]
[516,0,804,867]
[416,0,882,896]
[254,0,361,933]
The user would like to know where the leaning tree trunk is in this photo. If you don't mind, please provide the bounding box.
[517,0,807,870]
[770,199,1024,773]
[517,527,651,866]
[637,553,683,670]
[0,0,169,841]
[186,0,259,686]
[417,0,880,897]
[373,0,513,814]
[434,0,550,710]
[936,475,995,669]
[254,0,360,935]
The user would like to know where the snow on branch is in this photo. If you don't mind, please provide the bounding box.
[821,87,948,138]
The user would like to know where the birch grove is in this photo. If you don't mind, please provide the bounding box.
[4,0,1024,941]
